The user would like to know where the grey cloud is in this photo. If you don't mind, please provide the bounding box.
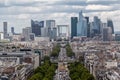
[10,2,38,7]
[87,0,120,5]
[0,0,119,14]
[10,1,47,7]
[0,1,10,7]
[0,5,119,16]
[0,4,9,7]
[50,0,120,6]
[0,0,46,7]
[49,0,87,6]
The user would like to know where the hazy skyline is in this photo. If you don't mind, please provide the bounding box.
[0,0,120,33]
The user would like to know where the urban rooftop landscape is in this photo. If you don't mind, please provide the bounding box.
[0,0,120,80]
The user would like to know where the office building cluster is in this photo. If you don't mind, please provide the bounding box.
[71,11,114,41]
[21,20,69,41]
[0,11,119,42]
[0,22,16,41]
[31,20,69,40]
[0,20,69,42]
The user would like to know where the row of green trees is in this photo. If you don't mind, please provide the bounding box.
[66,44,75,57]
[29,56,57,80]
[50,44,60,58]
[69,62,95,80]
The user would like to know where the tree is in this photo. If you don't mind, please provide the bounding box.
[29,73,43,80]
[29,56,57,80]
[66,44,75,57]
[69,62,95,80]
[50,44,60,58]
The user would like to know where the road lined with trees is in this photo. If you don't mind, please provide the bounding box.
[66,43,95,80]
[50,44,60,58]
[66,44,75,57]
[29,43,95,80]
[29,56,57,80]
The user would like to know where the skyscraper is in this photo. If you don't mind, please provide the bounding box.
[107,19,114,34]
[52,27,57,40]
[77,11,87,37]
[85,17,90,37]
[89,22,94,37]
[101,23,107,35]
[3,22,8,39]
[93,16,101,34]
[46,20,55,28]
[11,27,15,35]
[46,20,55,37]
[85,17,89,24]
[46,20,57,40]
[41,27,47,37]
[71,17,78,38]
[103,27,112,41]
[31,20,44,36]
[22,27,32,41]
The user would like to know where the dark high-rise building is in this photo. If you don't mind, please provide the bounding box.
[93,16,101,34]
[31,20,44,36]
[107,19,114,34]
[90,16,101,37]
[103,27,112,41]
[71,17,78,38]
[11,27,15,35]
[85,17,89,24]
[52,27,57,40]
[3,22,8,38]
[85,17,90,37]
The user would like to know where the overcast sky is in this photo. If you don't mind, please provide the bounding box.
[0,0,120,33]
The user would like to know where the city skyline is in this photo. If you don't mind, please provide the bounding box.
[0,0,120,32]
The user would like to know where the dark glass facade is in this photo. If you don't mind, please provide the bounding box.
[11,27,15,34]
[31,20,44,36]
[71,17,78,38]
[85,17,90,37]
[107,19,114,34]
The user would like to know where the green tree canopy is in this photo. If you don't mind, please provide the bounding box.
[69,62,95,80]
